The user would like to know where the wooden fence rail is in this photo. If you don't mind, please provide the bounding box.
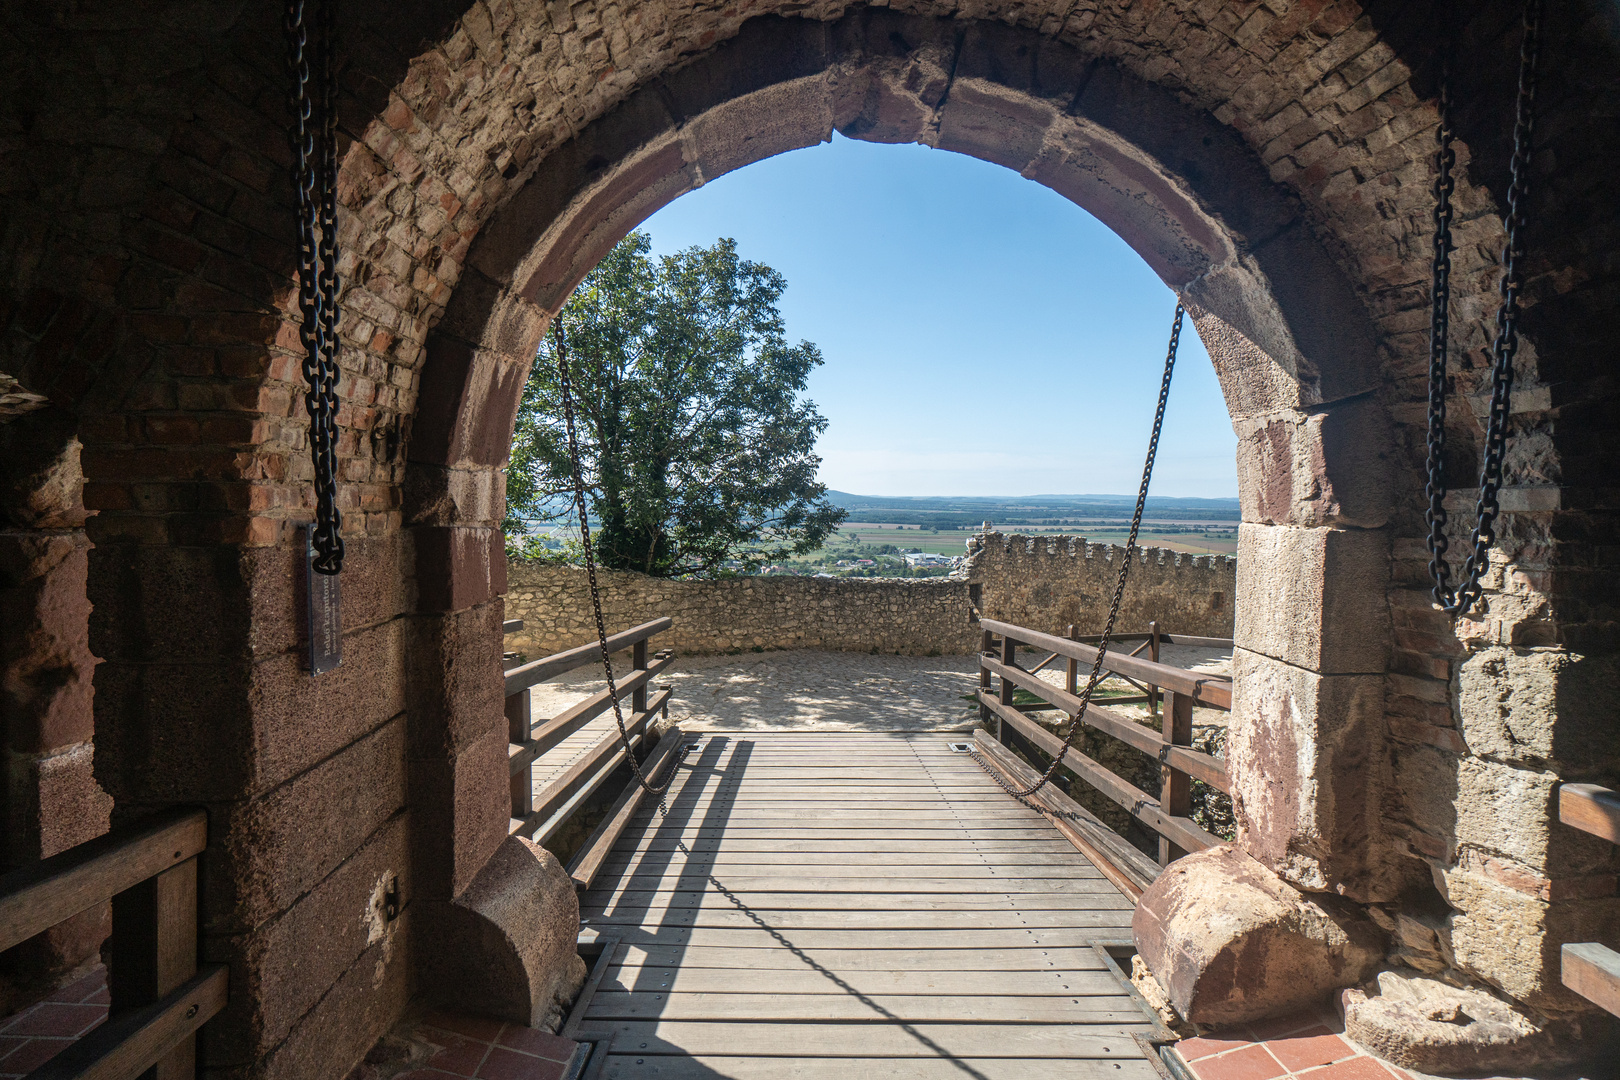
[0,809,226,1079]
[976,618,1231,866]
[503,618,676,855]
[1558,784,1620,1017]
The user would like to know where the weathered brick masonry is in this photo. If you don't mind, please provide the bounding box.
[1,1,1616,1075]
[503,533,1236,658]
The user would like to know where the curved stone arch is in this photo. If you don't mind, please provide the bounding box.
[404,10,1400,904]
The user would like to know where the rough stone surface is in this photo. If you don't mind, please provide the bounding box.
[417,836,582,1030]
[1133,844,1385,1026]
[1340,970,1594,1075]
[505,533,1236,659]
[1234,523,1389,675]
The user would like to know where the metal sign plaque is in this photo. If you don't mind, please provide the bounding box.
[303,525,342,675]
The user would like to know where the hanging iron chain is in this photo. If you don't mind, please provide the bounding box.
[552,321,677,802]
[973,303,1184,800]
[1425,0,1542,616]
[285,0,345,575]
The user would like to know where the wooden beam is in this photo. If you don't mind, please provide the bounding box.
[969,731,1158,900]
[510,656,674,775]
[1560,784,1620,845]
[979,693,1218,856]
[31,966,227,1080]
[0,810,206,954]
[568,727,688,891]
[979,618,1232,708]
[504,617,673,696]
[1159,691,1193,866]
[980,658,1227,792]
[111,856,199,1079]
[513,690,671,839]
[1562,942,1620,1017]
[1156,634,1235,649]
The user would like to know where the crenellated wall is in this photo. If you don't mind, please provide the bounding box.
[503,532,1236,659]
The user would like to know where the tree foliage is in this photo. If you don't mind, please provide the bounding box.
[506,232,846,577]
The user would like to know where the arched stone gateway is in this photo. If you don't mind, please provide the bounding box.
[1,1,1616,1075]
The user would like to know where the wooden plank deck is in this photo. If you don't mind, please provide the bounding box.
[574,731,1163,1078]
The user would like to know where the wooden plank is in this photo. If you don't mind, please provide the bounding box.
[1559,784,1620,845]
[970,732,1159,899]
[511,657,674,773]
[598,854,1105,872]
[0,809,206,954]
[1161,690,1194,865]
[31,966,227,1080]
[593,878,1122,896]
[110,856,199,1080]
[585,991,1147,1023]
[609,943,1110,972]
[600,966,1124,996]
[1562,942,1620,1017]
[590,927,1127,949]
[980,665,1228,792]
[581,909,1132,931]
[599,1055,1162,1079]
[588,1021,1153,1058]
[620,839,1081,855]
[983,694,1219,855]
[569,727,689,891]
[504,617,672,695]
[980,617,1232,708]
[513,690,669,838]
[1157,633,1234,649]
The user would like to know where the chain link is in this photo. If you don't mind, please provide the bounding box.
[285,0,345,575]
[980,303,1184,800]
[1425,0,1542,616]
[552,321,677,803]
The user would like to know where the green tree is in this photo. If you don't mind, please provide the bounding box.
[506,232,846,577]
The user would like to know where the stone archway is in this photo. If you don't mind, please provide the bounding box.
[1,1,1615,1075]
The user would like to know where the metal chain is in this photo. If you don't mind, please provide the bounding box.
[552,321,677,801]
[1425,0,1542,616]
[974,303,1184,799]
[285,0,345,574]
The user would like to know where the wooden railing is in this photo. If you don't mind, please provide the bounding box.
[976,617,1231,867]
[503,618,677,862]
[0,809,226,1079]
[1558,784,1620,1017]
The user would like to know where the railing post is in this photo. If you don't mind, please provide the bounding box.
[1065,624,1079,697]
[998,633,1018,745]
[632,638,648,714]
[507,689,533,818]
[978,629,994,727]
[1159,689,1193,866]
[1148,620,1161,717]
[110,854,199,1080]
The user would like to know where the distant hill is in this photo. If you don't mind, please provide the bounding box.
[824,491,1240,526]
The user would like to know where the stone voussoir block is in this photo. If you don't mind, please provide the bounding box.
[1235,522,1390,675]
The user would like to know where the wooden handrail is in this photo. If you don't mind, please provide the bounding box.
[509,656,675,775]
[980,618,1232,708]
[568,727,689,891]
[0,809,206,954]
[512,689,671,839]
[1560,784,1620,845]
[504,617,673,696]
[0,808,220,1079]
[979,658,1228,792]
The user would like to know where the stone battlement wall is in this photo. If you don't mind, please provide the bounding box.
[967,532,1236,640]
[504,532,1235,658]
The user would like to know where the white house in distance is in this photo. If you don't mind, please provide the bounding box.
[903,552,957,568]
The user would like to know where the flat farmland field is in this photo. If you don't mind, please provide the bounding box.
[835,523,1237,558]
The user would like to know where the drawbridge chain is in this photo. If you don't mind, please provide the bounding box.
[552,321,678,804]
[1425,0,1543,616]
[973,302,1184,800]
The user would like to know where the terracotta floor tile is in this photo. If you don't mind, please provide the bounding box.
[495,1025,577,1062]
[1186,1043,1287,1080]
[394,1071,465,1080]
[423,1034,490,1076]
[1176,1032,1257,1061]
[422,1011,506,1043]
[0,1002,104,1038]
[1296,1057,1402,1080]
[1246,1010,1327,1040]
[475,1045,567,1080]
[1268,1029,1354,1071]
[0,1035,75,1074]
[48,967,106,1004]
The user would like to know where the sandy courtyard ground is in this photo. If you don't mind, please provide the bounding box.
[525,643,1232,733]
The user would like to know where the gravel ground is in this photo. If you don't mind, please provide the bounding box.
[525,643,1232,733]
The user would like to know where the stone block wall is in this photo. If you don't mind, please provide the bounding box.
[503,532,1236,659]
[968,532,1236,640]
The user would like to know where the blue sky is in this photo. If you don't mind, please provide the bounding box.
[639,133,1237,499]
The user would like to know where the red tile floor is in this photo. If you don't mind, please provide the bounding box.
[0,966,109,1078]
[391,1013,579,1080]
[1172,1007,1415,1080]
